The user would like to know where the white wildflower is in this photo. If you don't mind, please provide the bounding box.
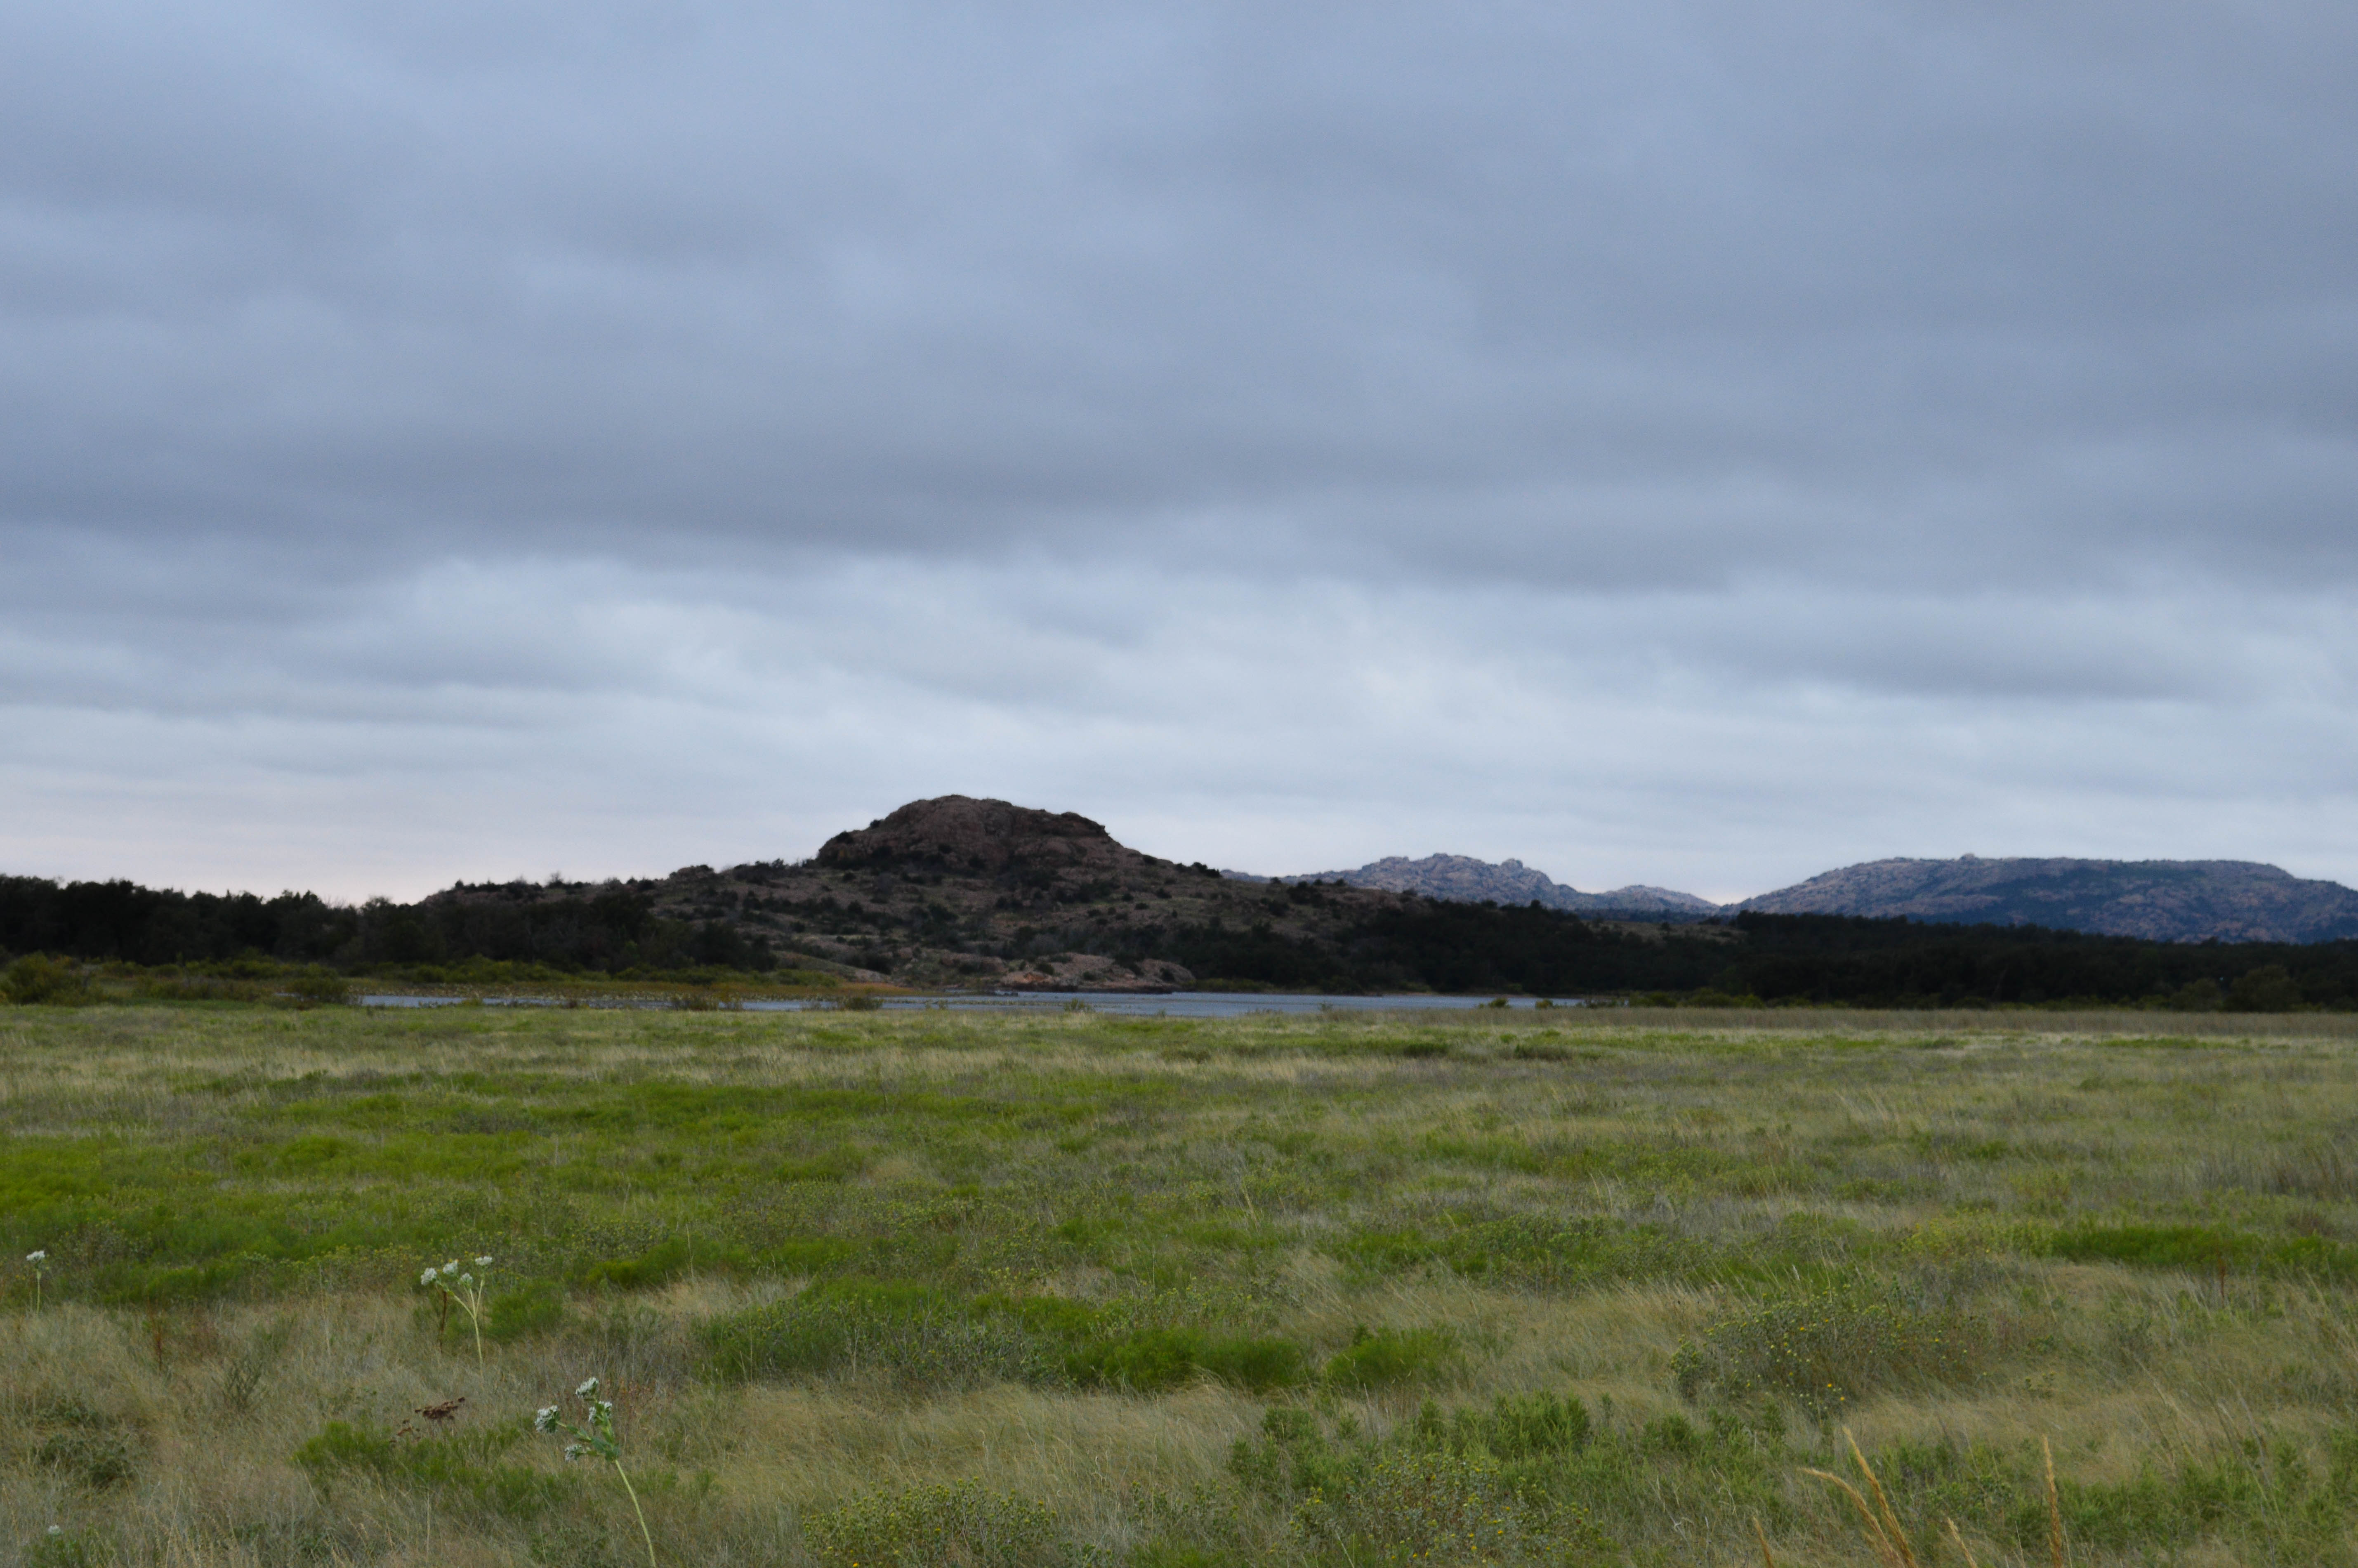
[26,1251,46,1264]
[535,1406,559,1432]
[443,1259,460,1273]
[420,1266,439,1285]
[539,1372,657,1568]
[475,1255,493,1266]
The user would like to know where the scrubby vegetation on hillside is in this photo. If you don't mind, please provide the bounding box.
[10,865,2358,1007]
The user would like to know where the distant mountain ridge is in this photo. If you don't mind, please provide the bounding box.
[1738,856,2358,944]
[1248,849,2358,944]
[1262,853,1721,917]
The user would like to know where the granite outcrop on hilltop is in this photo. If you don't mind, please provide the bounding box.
[815,796,1135,877]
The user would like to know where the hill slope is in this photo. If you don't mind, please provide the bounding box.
[408,795,1756,993]
[1266,853,1719,916]
[1739,856,2358,943]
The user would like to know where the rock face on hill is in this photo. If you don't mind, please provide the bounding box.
[1276,852,1719,917]
[816,796,1138,879]
[1739,856,2358,943]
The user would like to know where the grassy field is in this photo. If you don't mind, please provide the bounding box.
[5,1003,2358,1566]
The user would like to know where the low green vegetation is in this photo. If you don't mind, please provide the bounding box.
[4,1002,2358,1563]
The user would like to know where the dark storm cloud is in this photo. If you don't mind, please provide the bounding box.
[6,2,2355,586]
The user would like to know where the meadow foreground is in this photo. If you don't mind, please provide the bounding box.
[4,1003,2358,1565]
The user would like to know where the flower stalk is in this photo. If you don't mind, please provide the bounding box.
[538,1377,657,1568]
[420,1256,494,1364]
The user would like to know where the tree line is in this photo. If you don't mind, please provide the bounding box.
[1156,901,2358,1008]
[0,876,778,976]
[7,870,2357,1005]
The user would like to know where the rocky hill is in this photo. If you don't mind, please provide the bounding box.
[414,795,1756,993]
[1264,853,1719,917]
[434,795,1436,990]
[434,810,2358,981]
[1738,856,2358,943]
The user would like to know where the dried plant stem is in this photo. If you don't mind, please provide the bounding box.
[1802,1469,1907,1568]
[1847,1429,1919,1568]
[2044,1436,2066,1568]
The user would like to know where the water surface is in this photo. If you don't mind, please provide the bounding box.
[358,990,1589,1018]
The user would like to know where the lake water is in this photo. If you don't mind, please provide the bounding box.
[357,990,1593,1019]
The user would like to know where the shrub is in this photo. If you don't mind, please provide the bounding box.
[486,1279,568,1343]
[2046,1223,2252,1270]
[802,1479,1068,1568]
[1323,1325,1458,1390]
[281,971,351,1005]
[2228,964,2304,1013]
[1072,1326,1202,1391]
[700,1280,1050,1389]
[2044,1221,2358,1282]
[1285,1448,1526,1566]
[576,1236,751,1290]
[2169,978,2225,1012]
[35,1428,138,1490]
[3,955,90,1005]
[1228,1406,1366,1506]
[1671,1289,1989,1419]
[1070,1327,1309,1393]
[1202,1335,1311,1393]
[1434,1391,1592,1460]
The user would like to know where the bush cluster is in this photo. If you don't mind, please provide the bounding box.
[1671,1288,1991,1419]
[801,1478,1073,1568]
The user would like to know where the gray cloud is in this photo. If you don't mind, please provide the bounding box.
[2,2,2355,897]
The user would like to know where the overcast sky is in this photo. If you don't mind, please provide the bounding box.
[5,2,2356,903]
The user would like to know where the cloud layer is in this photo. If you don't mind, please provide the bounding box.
[5,3,2355,899]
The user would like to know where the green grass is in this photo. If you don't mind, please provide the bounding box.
[6,1002,2358,1563]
